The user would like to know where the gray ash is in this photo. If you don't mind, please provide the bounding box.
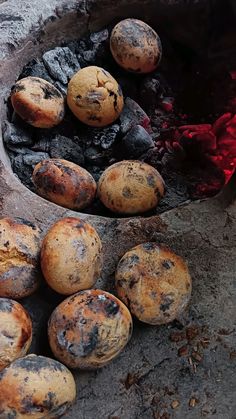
[4,27,230,216]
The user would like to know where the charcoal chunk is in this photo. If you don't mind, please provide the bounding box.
[2,120,33,147]
[19,59,54,83]
[84,147,106,166]
[91,124,120,149]
[43,47,81,85]
[12,155,34,188]
[140,77,161,108]
[119,125,154,158]
[82,30,109,65]
[23,152,49,167]
[90,29,109,44]
[120,98,151,135]
[49,135,84,166]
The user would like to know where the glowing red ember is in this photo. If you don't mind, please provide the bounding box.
[178,113,236,183]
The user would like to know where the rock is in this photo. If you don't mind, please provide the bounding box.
[43,47,81,85]
[119,125,154,158]
[49,135,85,166]
[120,98,151,134]
[2,120,33,146]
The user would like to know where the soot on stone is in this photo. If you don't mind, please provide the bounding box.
[3,24,236,216]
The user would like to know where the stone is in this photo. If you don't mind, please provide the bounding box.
[119,125,154,158]
[49,135,85,166]
[43,47,81,85]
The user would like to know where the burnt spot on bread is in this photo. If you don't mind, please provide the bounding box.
[35,171,66,195]
[109,90,119,112]
[41,84,62,100]
[104,299,120,316]
[160,294,174,313]
[0,298,14,313]
[88,115,102,122]
[122,186,133,198]
[0,265,40,298]
[80,325,99,357]
[129,277,139,289]
[18,326,31,349]
[15,355,65,373]
[162,260,175,270]
[147,174,156,188]
[11,83,25,94]
[142,242,157,251]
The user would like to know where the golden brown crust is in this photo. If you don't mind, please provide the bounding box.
[0,218,41,299]
[67,66,124,127]
[97,160,165,214]
[33,159,97,210]
[41,217,102,295]
[48,289,133,369]
[110,19,162,73]
[0,354,76,418]
[0,298,32,371]
[11,77,65,128]
[115,242,192,325]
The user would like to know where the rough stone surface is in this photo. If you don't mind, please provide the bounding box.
[0,1,235,419]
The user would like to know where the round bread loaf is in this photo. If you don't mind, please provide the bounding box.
[48,289,133,369]
[67,66,124,127]
[0,217,41,299]
[115,242,192,325]
[97,160,165,214]
[11,76,65,128]
[110,19,162,73]
[0,354,76,418]
[41,217,102,295]
[0,298,32,371]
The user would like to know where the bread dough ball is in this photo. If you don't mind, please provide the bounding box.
[41,217,102,295]
[11,77,65,128]
[97,160,165,214]
[48,289,133,369]
[110,19,162,73]
[115,242,192,325]
[33,159,97,210]
[0,354,76,418]
[67,66,124,127]
[0,218,41,299]
[0,298,32,371]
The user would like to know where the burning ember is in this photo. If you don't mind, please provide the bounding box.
[3,20,236,215]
